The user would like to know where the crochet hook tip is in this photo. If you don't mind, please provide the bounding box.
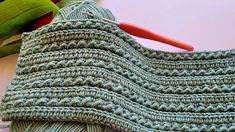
[82,11,119,25]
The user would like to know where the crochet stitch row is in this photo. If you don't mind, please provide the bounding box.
[1,19,235,131]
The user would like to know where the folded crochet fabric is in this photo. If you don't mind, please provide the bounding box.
[0,0,59,42]
[0,0,59,58]
[1,1,235,132]
[0,40,22,58]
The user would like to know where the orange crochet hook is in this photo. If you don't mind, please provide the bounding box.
[84,12,194,51]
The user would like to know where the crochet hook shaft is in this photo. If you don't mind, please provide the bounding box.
[83,12,194,51]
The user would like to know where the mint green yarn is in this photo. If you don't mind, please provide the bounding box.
[1,1,235,132]
[9,121,113,132]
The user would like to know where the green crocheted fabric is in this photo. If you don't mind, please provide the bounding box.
[1,1,235,132]
[0,40,22,57]
[0,0,59,42]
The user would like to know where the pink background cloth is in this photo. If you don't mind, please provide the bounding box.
[102,0,235,51]
[0,0,234,131]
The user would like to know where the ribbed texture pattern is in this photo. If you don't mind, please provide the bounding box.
[1,19,235,131]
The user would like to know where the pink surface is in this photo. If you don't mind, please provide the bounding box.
[0,54,17,132]
[0,1,235,131]
[102,0,235,51]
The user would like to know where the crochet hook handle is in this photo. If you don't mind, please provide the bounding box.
[119,22,194,51]
[83,12,194,51]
